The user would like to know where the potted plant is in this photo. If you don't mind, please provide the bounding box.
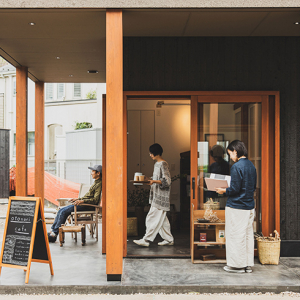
[74,121,93,130]
[127,186,150,235]
[127,174,181,235]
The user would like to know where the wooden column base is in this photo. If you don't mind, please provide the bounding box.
[107,274,122,281]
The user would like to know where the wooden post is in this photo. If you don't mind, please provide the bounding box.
[241,104,249,150]
[209,103,218,166]
[190,96,198,253]
[261,96,270,236]
[123,94,127,257]
[102,95,106,254]
[106,9,123,281]
[198,102,204,209]
[16,66,28,197]
[275,93,280,234]
[35,82,44,204]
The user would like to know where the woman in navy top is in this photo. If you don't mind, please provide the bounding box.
[216,140,257,273]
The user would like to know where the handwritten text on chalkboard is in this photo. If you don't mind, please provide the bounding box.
[2,201,36,266]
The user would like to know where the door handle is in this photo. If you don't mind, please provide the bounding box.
[192,177,195,199]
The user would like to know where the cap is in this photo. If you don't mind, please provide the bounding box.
[88,165,102,173]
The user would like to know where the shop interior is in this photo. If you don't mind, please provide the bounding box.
[126,99,262,259]
[126,99,191,257]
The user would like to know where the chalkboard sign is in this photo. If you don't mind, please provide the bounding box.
[0,197,54,283]
[2,200,36,266]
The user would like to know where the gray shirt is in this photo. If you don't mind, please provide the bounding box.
[149,161,171,211]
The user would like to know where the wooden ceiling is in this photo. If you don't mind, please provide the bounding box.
[0,8,299,82]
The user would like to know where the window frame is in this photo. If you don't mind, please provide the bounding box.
[73,83,82,99]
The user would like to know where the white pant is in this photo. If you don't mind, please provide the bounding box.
[143,205,174,242]
[225,206,255,268]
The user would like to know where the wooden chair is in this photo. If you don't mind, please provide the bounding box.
[55,184,101,241]
[72,202,101,241]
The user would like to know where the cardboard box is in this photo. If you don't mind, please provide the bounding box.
[200,254,216,261]
[215,225,225,243]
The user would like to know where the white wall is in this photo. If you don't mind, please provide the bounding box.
[128,100,191,212]
[65,128,102,184]
[0,65,36,168]
[0,62,106,169]
[44,83,105,160]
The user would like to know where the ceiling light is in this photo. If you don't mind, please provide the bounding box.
[87,70,98,74]
[69,75,73,77]
[294,22,300,25]
[56,57,60,60]
[28,22,36,26]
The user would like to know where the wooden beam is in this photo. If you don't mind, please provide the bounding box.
[198,103,204,210]
[190,96,198,252]
[209,104,218,165]
[102,95,106,255]
[275,93,281,234]
[269,98,276,233]
[241,104,249,150]
[106,9,123,280]
[16,66,28,197]
[35,82,44,203]
[190,96,198,209]
[123,94,127,257]
[261,96,270,236]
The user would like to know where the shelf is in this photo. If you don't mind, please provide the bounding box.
[194,241,225,245]
[192,207,226,264]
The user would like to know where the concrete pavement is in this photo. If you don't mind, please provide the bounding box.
[0,293,300,299]
[0,209,299,295]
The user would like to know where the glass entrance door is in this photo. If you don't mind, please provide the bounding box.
[196,102,262,232]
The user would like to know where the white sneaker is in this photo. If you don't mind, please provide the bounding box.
[158,240,174,246]
[245,266,253,273]
[223,266,245,273]
[133,239,149,247]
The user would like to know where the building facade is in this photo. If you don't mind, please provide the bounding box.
[0,64,105,184]
[0,2,299,280]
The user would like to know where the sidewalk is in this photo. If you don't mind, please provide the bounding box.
[1,294,300,300]
[0,221,299,295]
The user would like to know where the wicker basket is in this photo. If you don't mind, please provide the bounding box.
[127,217,138,236]
[257,239,281,265]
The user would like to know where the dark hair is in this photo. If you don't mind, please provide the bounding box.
[149,143,163,156]
[210,144,225,158]
[227,140,248,158]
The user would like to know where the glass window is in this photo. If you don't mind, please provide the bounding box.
[13,132,35,156]
[28,132,35,156]
[0,93,4,128]
[13,78,16,96]
[46,83,54,100]
[57,83,65,100]
[73,83,81,98]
